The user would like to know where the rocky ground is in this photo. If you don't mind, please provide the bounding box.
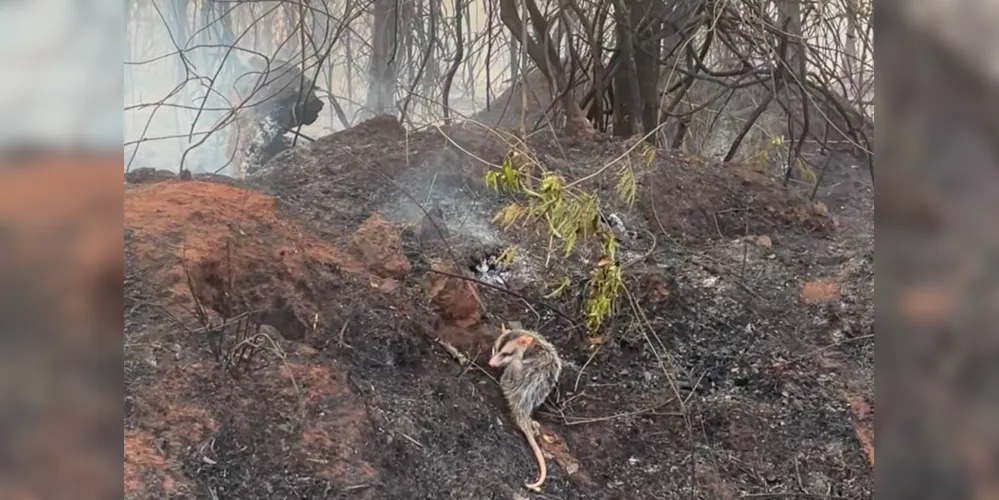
[124,116,873,499]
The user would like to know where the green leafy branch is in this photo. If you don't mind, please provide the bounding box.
[484,140,654,335]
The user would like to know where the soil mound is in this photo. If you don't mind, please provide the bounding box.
[125,180,375,341]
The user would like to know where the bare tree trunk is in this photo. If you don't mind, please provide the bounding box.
[557,3,584,114]
[509,33,520,82]
[843,0,862,109]
[518,0,529,133]
[424,0,441,117]
[403,0,416,88]
[442,0,465,124]
[498,0,596,138]
[485,0,495,110]
[577,1,610,131]
[334,64,336,130]
[252,4,262,55]
[366,0,399,117]
[611,0,640,137]
[216,1,235,88]
[553,10,565,61]
[283,3,299,58]
[345,31,355,108]
[654,0,699,138]
[464,4,475,103]
[777,0,808,183]
[778,0,805,80]
[402,0,437,123]
[634,0,662,139]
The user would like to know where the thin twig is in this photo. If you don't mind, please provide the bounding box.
[559,400,679,426]
[573,344,602,393]
[125,295,195,333]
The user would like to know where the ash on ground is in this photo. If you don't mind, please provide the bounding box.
[470,250,512,288]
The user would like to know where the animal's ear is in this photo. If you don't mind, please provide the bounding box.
[516,336,534,347]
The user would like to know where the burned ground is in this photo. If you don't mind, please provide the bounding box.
[124,117,873,499]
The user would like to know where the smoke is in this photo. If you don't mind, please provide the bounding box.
[124,7,245,175]
[379,163,502,246]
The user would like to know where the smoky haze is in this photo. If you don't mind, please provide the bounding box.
[124,1,512,176]
[125,0,873,182]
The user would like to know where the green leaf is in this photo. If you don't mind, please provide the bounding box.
[544,276,571,299]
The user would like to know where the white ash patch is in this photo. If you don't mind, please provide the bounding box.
[243,114,284,177]
[603,213,628,235]
[471,252,511,288]
[597,212,658,267]
[599,212,643,244]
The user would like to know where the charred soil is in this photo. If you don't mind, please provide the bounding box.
[125,117,873,499]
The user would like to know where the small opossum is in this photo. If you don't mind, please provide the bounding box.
[488,324,563,491]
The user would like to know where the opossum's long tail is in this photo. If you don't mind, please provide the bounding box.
[515,414,547,492]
